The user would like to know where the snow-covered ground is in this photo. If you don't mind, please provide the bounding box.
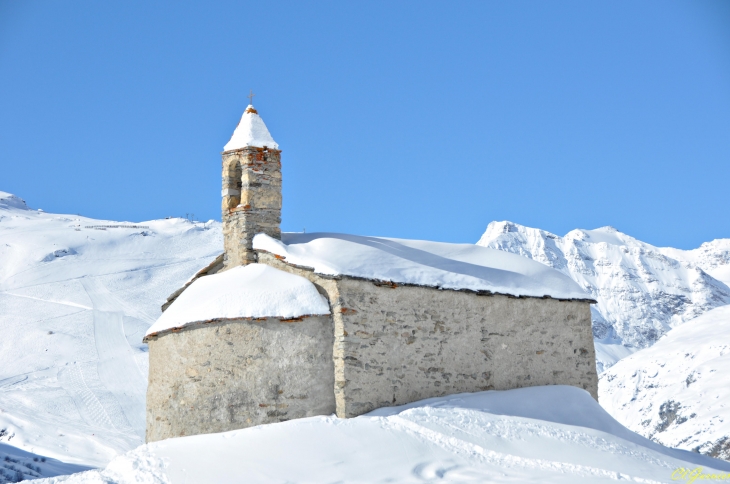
[477,221,730,372]
[0,191,222,474]
[599,305,730,460]
[34,386,730,483]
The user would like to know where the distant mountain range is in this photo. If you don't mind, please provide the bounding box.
[477,221,730,372]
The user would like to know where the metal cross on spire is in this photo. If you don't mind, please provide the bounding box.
[247,90,255,105]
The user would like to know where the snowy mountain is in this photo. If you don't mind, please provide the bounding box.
[477,221,730,372]
[661,240,730,288]
[35,386,730,483]
[599,305,730,461]
[0,191,222,474]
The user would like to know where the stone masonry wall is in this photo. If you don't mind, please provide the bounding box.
[145,315,334,442]
[256,251,598,419]
[222,147,282,267]
[335,279,598,417]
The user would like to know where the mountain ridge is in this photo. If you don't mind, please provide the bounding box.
[477,221,730,372]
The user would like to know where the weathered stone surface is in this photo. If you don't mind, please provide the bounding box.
[145,315,334,442]
[256,251,598,419]
[334,279,597,417]
[221,147,282,268]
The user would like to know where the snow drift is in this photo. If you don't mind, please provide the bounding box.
[34,386,730,483]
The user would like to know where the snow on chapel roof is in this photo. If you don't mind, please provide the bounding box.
[145,264,330,337]
[254,233,592,300]
[223,105,279,151]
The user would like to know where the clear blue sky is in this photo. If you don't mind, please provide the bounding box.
[1,1,728,249]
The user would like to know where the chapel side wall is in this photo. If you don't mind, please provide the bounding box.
[145,315,334,442]
[335,279,598,418]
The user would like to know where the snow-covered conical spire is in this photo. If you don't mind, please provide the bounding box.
[223,104,279,151]
[221,100,283,267]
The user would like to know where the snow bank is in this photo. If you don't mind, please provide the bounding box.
[223,105,278,151]
[600,305,730,460]
[253,232,590,300]
[34,386,730,483]
[145,264,330,337]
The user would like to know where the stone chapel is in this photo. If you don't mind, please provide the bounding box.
[143,103,598,442]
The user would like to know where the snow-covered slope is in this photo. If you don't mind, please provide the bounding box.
[660,239,730,287]
[477,221,730,372]
[0,191,222,468]
[35,386,730,483]
[599,305,730,460]
[0,442,89,483]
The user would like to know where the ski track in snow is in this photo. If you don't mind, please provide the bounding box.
[57,364,118,432]
[0,292,92,310]
[81,278,147,437]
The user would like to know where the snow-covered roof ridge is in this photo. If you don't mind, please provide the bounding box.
[223,104,279,152]
[253,232,592,301]
[145,264,330,338]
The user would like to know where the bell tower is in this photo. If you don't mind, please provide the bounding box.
[221,102,281,267]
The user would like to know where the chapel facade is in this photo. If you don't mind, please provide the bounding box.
[144,103,598,442]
